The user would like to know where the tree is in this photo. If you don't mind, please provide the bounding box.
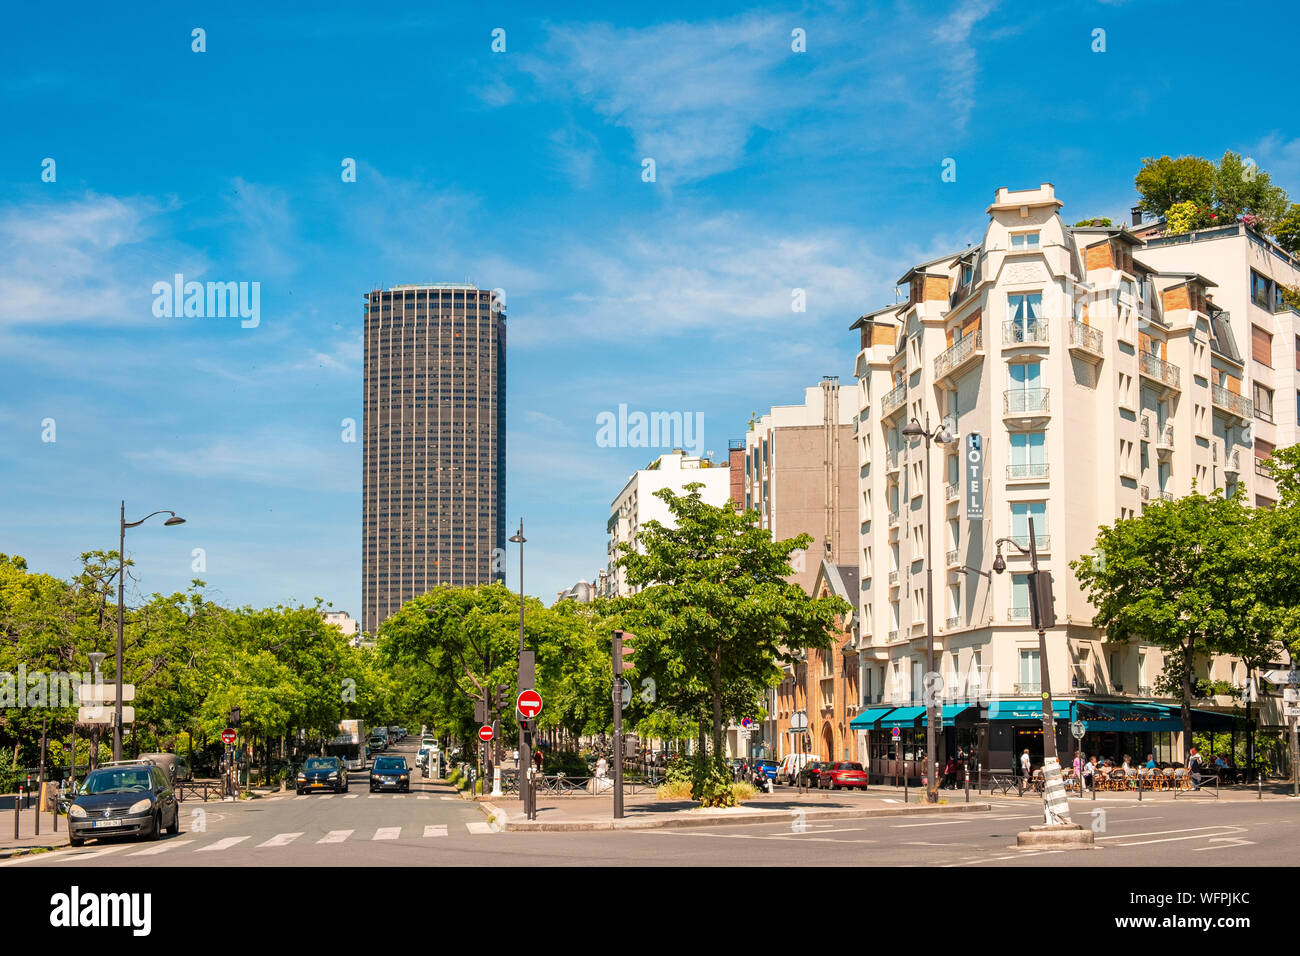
[1275,204,1300,256]
[1072,492,1253,761]
[1213,150,1289,233]
[1135,155,1216,217]
[1073,217,1113,227]
[616,484,849,804]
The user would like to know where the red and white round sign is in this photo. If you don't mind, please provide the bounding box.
[516,689,543,719]
[478,725,494,742]
[221,728,237,745]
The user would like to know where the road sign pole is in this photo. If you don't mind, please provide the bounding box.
[612,630,624,820]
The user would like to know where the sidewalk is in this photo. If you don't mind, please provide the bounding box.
[963,779,1300,802]
[480,784,992,831]
[0,799,69,858]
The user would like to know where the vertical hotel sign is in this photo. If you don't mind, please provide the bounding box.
[965,432,984,520]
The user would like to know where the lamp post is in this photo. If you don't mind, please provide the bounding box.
[508,520,534,820]
[116,502,185,762]
[900,413,955,804]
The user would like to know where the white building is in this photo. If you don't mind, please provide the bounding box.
[604,452,732,598]
[324,611,359,643]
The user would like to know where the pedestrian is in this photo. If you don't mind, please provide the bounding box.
[513,749,519,770]
[595,754,608,779]
[533,748,543,773]
[1020,748,1031,785]
[1083,754,1095,792]
[943,755,957,789]
[1188,747,1203,790]
[1072,751,1083,791]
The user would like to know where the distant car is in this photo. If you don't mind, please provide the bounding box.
[67,763,179,847]
[750,759,779,784]
[777,753,819,785]
[370,755,410,793]
[796,761,831,788]
[368,734,387,753]
[297,756,349,794]
[818,761,869,790]
[421,735,436,748]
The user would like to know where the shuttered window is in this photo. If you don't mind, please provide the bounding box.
[1252,325,1273,366]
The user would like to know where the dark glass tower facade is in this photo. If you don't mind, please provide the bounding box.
[362,283,506,633]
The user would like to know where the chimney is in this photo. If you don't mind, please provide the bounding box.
[1131,205,1143,227]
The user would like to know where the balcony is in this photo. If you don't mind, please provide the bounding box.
[945,548,960,567]
[1140,416,1151,440]
[1224,449,1241,476]
[1068,320,1104,361]
[887,629,899,642]
[1009,606,1031,621]
[886,449,901,473]
[945,616,960,630]
[1140,484,1149,502]
[1007,462,1049,481]
[933,330,984,384]
[1158,490,1174,502]
[1256,457,1275,480]
[1211,384,1253,422]
[888,510,900,527]
[1138,352,1181,391]
[1006,534,1050,553]
[1014,682,1041,694]
[944,481,960,501]
[1003,320,1049,347]
[1003,388,1050,416]
[888,570,899,586]
[881,383,908,418]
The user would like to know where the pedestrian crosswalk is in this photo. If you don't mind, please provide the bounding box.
[120,821,494,856]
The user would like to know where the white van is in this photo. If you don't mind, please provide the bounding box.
[777,753,820,785]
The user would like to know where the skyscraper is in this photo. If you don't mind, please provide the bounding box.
[362,283,506,633]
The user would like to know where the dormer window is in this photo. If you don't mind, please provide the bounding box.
[1010,232,1041,251]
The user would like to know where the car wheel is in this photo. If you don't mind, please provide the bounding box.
[148,811,162,841]
[297,788,305,795]
[167,808,179,835]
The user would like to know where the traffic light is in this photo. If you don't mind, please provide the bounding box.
[1028,570,1056,630]
[228,707,241,727]
[494,683,510,712]
[474,698,487,724]
[625,734,639,759]
[613,629,636,675]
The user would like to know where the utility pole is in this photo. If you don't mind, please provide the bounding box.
[612,630,635,820]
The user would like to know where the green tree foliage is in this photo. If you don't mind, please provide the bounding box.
[1135,152,1290,236]
[616,484,848,804]
[1135,155,1216,217]
[1073,217,1113,227]
[1275,204,1300,256]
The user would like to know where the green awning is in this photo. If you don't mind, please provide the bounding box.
[878,706,925,728]
[938,704,977,727]
[849,706,895,731]
[1072,700,1181,731]
[987,700,1072,721]
[1191,708,1240,732]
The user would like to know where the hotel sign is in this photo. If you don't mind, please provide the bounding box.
[965,432,984,520]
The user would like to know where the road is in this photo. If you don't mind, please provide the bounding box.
[5,742,1295,867]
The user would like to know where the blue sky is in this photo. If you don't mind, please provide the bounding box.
[2,0,1298,615]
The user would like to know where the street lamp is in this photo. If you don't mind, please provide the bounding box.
[900,413,955,804]
[508,520,535,820]
[116,502,185,762]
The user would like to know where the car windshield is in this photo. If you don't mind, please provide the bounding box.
[838,763,863,771]
[374,757,405,771]
[303,758,338,771]
[79,768,153,795]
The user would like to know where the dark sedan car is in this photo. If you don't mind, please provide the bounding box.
[818,761,869,790]
[67,763,179,847]
[296,756,349,794]
[370,755,410,793]
[795,761,831,788]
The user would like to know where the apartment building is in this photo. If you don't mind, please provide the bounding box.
[740,379,861,761]
[603,452,732,598]
[846,184,1284,781]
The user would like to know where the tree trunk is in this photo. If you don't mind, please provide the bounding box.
[712,656,724,760]
[1181,636,1194,762]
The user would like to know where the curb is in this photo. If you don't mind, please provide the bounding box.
[480,799,990,832]
[0,845,60,859]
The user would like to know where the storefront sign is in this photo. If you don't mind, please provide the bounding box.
[965,432,984,520]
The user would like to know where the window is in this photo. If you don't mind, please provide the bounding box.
[1011,574,1031,620]
[1254,382,1274,422]
[1008,361,1042,392]
[1252,325,1273,367]
[1007,293,1043,339]
[1251,270,1271,309]
[1011,501,1047,543]
[1018,648,1040,689]
[1009,432,1046,477]
[1010,232,1040,250]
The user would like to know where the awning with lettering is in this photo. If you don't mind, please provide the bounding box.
[848,707,896,731]
[877,706,926,728]
[987,700,1072,721]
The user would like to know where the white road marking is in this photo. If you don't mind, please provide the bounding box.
[196,836,250,852]
[316,794,334,800]
[317,830,352,844]
[424,825,449,838]
[368,794,381,799]
[882,798,900,803]
[1096,825,1243,847]
[441,797,459,801]
[890,819,973,828]
[257,832,303,848]
[127,840,193,856]
[417,795,430,800]
[373,827,401,840]
[1193,837,1256,851]
[466,821,492,834]
[343,794,358,799]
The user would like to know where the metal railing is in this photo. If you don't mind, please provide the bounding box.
[1256,458,1274,479]
[1007,462,1049,480]
[1141,416,1151,439]
[1004,388,1049,414]
[886,450,900,470]
[888,510,900,527]
[945,616,960,629]
[1139,352,1181,389]
[881,383,908,416]
[1069,320,1104,356]
[1009,607,1031,621]
[1212,384,1251,418]
[1140,484,1150,502]
[1013,681,1040,693]
[945,548,959,566]
[1224,449,1241,473]
[888,570,899,585]
[1003,320,1049,346]
[934,330,983,379]
[1005,534,1049,551]
[944,481,959,500]
[1158,423,1174,450]
[1158,490,1174,502]
[887,629,899,642]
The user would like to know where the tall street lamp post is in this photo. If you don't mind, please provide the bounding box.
[900,413,955,804]
[116,502,185,762]
[509,520,535,821]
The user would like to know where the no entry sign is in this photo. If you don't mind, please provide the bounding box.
[221,728,237,745]
[517,689,543,719]
[478,725,494,742]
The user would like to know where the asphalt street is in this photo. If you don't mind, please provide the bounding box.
[4,741,1295,867]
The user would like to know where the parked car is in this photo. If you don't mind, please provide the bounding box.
[795,761,831,788]
[370,755,410,793]
[777,753,819,785]
[750,759,779,785]
[818,761,869,790]
[67,762,179,847]
[296,756,349,794]
[367,734,387,753]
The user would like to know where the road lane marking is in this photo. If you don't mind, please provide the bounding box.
[343,794,358,799]
[1193,837,1256,851]
[196,836,250,852]
[373,827,402,840]
[466,821,493,834]
[1096,826,1243,847]
[128,840,194,856]
[368,794,382,799]
[890,819,974,828]
[417,796,430,800]
[257,832,303,848]
[317,830,352,844]
[424,825,449,838]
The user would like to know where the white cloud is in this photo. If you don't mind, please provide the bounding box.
[124,429,359,493]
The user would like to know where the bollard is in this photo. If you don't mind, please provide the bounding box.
[964,765,970,803]
[33,785,39,837]
[13,788,20,840]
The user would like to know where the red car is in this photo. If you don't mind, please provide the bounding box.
[818,761,869,790]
